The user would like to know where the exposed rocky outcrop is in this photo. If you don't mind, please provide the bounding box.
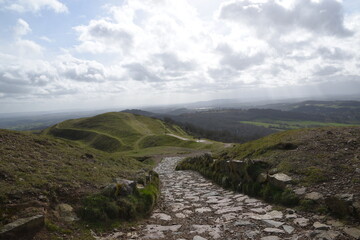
[0,215,44,240]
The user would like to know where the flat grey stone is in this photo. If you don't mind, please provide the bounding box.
[245,230,259,238]
[193,236,207,240]
[294,217,309,227]
[283,225,295,234]
[305,192,323,201]
[263,228,285,233]
[294,187,306,195]
[195,207,212,213]
[313,221,330,230]
[344,227,360,239]
[234,220,253,226]
[0,215,44,240]
[151,213,172,221]
[261,236,280,240]
[263,219,284,228]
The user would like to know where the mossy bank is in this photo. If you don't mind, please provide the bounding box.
[177,127,360,221]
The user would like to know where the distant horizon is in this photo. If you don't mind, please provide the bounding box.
[0,93,359,116]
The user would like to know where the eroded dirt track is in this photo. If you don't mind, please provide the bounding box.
[99,157,356,240]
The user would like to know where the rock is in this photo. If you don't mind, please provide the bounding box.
[313,222,330,230]
[102,179,136,198]
[234,220,253,226]
[263,228,285,233]
[294,187,306,195]
[114,178,137,196]
[245,230,259,238]
[338,193,354,202]
[269,173,292,189]
[175,213,186,218]
[262,219,284,228]
[257,173,268,183]
[214,206,242,214]
[261,236,280,240]
[344,227,360,239]
[315,230,340,240]
[283,225,294,234]
[305,192,323,201]
[326,220,344,228]
[267,210,283,219]
[0,215,44,240]
[294,217,309,227]
[56,204,78,222]
[193,236,207,240]
[195,207,212,213]
[151,213,172,221]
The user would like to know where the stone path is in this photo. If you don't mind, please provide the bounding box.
[97,157,359,240]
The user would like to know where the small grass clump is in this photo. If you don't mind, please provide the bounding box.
[303,166,328,184]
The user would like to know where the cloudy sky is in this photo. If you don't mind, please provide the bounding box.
[0,0,360,113]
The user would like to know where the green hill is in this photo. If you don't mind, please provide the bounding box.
[42,112,220,155]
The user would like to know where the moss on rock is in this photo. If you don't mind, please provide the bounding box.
[78,171,159,223]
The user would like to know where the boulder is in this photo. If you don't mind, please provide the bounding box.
[256,173,267,183]
[305,192,323,201]
[55,203,78,222]
[269,173,292,189]
[0,215,44,240]
[102,179,136,198]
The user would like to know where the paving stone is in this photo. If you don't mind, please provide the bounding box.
[294,217,309,227]
[151,213,172,221]
[261,236,280,240]
[344,227,360,239]
[195,207,212,213]
[262,219,284,228]
[193,236,207,240]
[263,227,285,233]
[234,220,253,226]
[313,221,330,230]
[282,225,295,234]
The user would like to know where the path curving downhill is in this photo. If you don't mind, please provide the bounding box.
[98,157,358,240]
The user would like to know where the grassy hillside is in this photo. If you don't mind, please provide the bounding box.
[0,129,153,238]
[178,126,360,220]
[43,112,222,158]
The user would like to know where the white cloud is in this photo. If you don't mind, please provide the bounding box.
[219,0,352,38]
[1,0,360,111]
[15,39,43,57]
[3,0,68,13]
[14,19,31,37]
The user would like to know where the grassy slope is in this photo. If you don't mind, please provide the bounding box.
[43,112,223,157]
[178,126,360,218]
[0,129,151,235]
